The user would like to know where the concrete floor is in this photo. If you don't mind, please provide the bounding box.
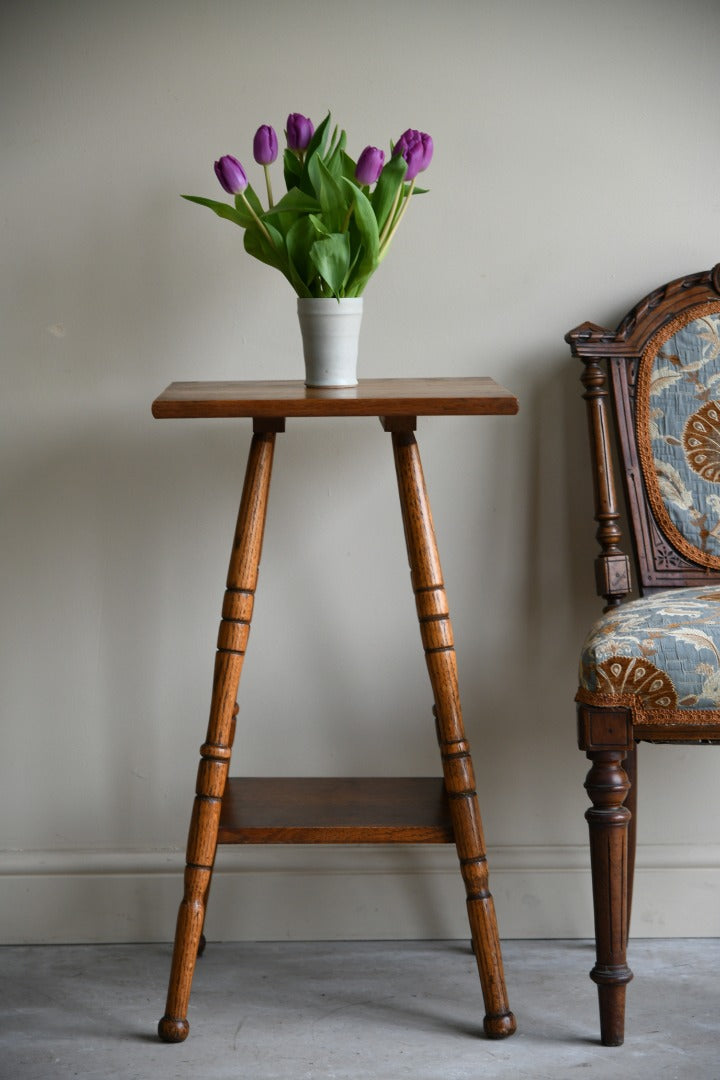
[2,939,718,1080]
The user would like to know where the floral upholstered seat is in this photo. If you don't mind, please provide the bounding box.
[566,265,720,1047]
[578,585,720,717]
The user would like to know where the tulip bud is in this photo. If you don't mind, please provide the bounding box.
[392,128,433,182]
[419,132,433,171]
[286,113,314,152]
[214,155,248,195]
[355,146,385,185]
[253,124,278,166]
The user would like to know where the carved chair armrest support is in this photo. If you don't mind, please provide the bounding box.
[567,340,632,610]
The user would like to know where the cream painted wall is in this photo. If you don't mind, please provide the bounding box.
[2,0,720,944]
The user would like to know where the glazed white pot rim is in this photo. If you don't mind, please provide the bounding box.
[297,297,364,313]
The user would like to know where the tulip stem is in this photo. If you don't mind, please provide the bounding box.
[379,178,415,258]
[378,183,404,248]
[263,165,274,209]
[239,192,274,246]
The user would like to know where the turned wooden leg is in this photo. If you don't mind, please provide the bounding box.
[158,422,281,1043]
[387,421,516,1040]
[196,703,240,960]
[578,705,634,1046]
[623,741,638,931]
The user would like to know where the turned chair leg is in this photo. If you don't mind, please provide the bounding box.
[578,704,634,1046]
[623,741,638,931]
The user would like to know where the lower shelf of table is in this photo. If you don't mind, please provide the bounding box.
[217,777,454,844]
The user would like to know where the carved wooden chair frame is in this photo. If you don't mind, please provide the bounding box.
[566,264,720,1045]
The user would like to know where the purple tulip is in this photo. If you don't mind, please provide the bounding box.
[286,113,314,152]
[355,146,385,185]
[214,154,248,195]
[392,128,433,181]
[418,132,433,170]
[253,124,278,165]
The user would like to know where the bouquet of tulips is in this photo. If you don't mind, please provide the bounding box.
[184,112,432,299]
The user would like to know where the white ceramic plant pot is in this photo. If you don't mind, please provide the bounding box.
[297,297,363,388]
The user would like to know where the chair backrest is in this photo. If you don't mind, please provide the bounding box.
[566,265,720,608]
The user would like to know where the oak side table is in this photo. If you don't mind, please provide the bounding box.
[152,377,518,1044]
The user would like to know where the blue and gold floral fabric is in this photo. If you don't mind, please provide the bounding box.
[638,310,720,567]
[579,586,720,712]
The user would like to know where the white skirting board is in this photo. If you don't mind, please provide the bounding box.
[2,844,720,944]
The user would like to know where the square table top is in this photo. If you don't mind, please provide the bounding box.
[152,377,518,419]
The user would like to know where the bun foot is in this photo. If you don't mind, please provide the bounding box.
[483,1010,517,1039]
[158,1015,190,1043]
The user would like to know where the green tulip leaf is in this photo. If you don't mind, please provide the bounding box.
[283,148,305,193]
[304,112,332,161]
[339,150,358,183]
[237,184,263,217]
[308,213,333,238]
[243,218,291,285]
[286,216,321,296]
[325,126,347,178]
[263,187,321,244]
[371,154,407,233]
[264,188,320,218]
[308,153,348,231]
[309,232,351,299]
[181,195,247,228]
[340,179,379,296]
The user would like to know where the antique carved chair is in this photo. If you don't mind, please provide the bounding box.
[566,264,720,1046]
